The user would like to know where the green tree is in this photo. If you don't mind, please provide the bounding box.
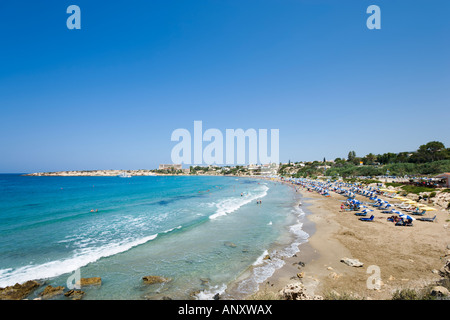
[363,153,376,165]
[347,151,356,162]
[416,141,446,162]
[377,152,397,164]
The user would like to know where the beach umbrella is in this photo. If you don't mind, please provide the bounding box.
[399,213,416,221]
[362,209,374,213]
[391,210,401,214]
[415,203,427,207]
[421,207,437,211]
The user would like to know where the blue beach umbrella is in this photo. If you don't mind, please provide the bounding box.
[399,213,416,221]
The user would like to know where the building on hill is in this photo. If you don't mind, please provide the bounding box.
[435,173,450,188]
[159,164,182,170]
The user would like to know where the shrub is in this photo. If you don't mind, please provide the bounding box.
[391,289,419,300]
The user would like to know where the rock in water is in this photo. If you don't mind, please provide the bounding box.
[224,241,237,248]
[64,289,85,300]
[79,277,102,286]
[39,285,65,299]
[0,280,40,300]
[142,276,171,285]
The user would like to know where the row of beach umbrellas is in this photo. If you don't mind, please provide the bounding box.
[291,178,438,222]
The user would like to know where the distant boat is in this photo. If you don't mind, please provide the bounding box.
[118,172,132,178]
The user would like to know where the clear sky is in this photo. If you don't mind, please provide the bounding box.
[1,0,449,172]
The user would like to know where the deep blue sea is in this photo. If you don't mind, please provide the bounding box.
[0,174,307,299]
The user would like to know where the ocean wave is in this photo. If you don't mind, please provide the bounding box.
[235,204,310,295]
[0,233,158,288]
[252,250,269,266]
[163,225,182,233]
[195,283,227,300]
[209,185,269,220]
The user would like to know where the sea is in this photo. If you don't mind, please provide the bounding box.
[0,174,308,300]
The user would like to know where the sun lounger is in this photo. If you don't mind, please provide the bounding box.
[411,210,426,216]
[359,215,374,221]
[355,212,367,216]
[417,215,436,222]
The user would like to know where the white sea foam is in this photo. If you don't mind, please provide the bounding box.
[209,185,269,220]
[195,283,227,300]
[0,233,158,288]
[236,205,310,295]
[163,225,182,233]
[252,250,269,266]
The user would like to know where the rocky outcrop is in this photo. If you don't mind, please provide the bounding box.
[439,259,450,278]
[142,276,171,285]
[39,285,65,299]
[79,277,101,286]
[0,280,40,300]
[279,282,323,300]
[64,289,85,300]
[430,286,449,297]
[424,191,450,210]
[340,257,364,267]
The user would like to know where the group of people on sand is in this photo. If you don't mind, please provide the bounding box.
[387,215,413,226]
[340,202,359,212]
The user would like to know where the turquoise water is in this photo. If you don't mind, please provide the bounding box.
[0,174,307,299]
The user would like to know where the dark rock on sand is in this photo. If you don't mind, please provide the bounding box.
[0,280,41,300]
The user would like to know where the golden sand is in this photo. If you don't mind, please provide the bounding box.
[257,183,450,299]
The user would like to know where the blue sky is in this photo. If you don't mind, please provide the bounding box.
[0,0,449,172]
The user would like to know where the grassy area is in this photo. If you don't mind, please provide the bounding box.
[385,182,405,187]
[400,185,436,194]
[391,279,450,300]
[343,178,382,184]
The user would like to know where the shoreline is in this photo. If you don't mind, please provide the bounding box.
[1,175,448,300]
[253,180,450,300]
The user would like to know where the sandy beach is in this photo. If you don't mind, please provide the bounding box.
[256,182,450,300]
